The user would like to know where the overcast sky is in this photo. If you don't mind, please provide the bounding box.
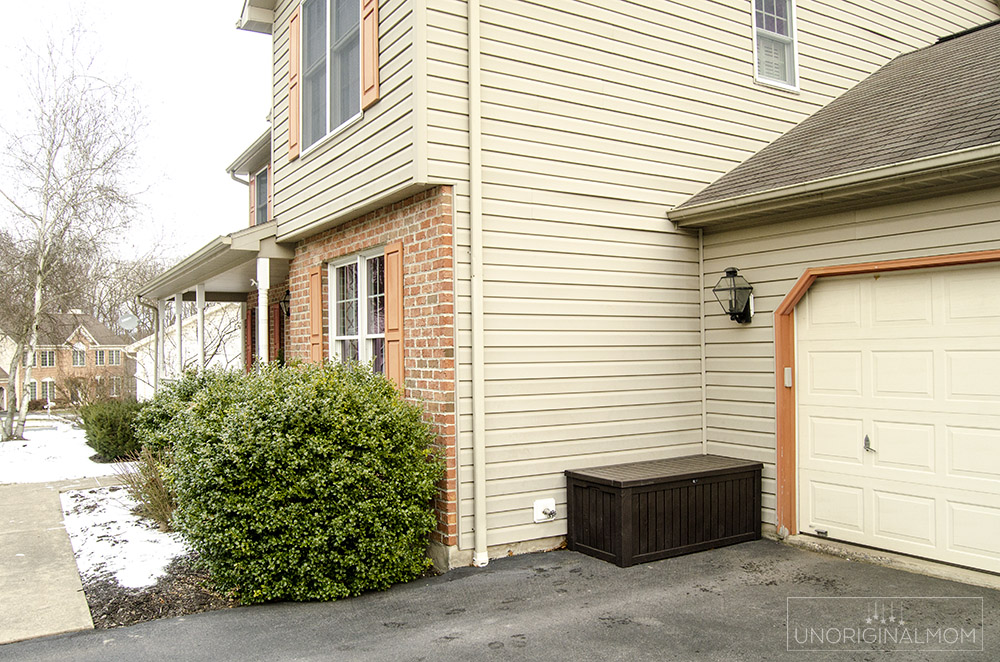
[0,1,272,260]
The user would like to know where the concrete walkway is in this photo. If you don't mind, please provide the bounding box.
[0,476,119,645]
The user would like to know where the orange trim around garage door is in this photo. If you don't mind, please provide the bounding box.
[773,248,1000,536]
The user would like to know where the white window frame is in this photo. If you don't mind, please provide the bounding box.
[23,351,36,367]
[300,0,364,156]
[27,380,37,401]
[752,0,799,92]
[109,376,122,398]
[41,379,56,402]
[72,349,86,367]
[39,350,56,368]
[95,349,105,366]
[327,249,385,372]
[254,166,269,226]
[108,349,122,366]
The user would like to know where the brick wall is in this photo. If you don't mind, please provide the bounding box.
[285,186,458,546]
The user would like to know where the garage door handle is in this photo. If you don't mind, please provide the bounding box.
[864,435,876,453]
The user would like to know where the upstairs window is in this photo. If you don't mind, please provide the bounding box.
[329,252,385,373]
[108,349,122,366]
[23,351,36,367]
[72,349,86,367]
[39,350,56,368]
[754,0,797,89]
[95,349,105,366]
[255,167,269,225]
[301,0,361,150]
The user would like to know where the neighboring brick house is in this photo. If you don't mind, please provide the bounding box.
[138,1,1000,572]
[15,312,135,407]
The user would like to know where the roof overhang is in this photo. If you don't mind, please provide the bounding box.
[237,0,275,34]
[227,129,271,177]
[137,222,294,302]
[669,143,1000,230]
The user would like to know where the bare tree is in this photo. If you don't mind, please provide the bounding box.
[0,30,141,439]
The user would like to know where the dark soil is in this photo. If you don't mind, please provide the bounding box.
[82,553,240,628]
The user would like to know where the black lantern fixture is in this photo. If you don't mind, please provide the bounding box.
[278,290,291,317]
[712,267,754,324]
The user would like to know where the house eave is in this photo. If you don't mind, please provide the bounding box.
[670,143,1000,229]
[236,0,275,34]
[226,129,271,177]
[137,223,293,302]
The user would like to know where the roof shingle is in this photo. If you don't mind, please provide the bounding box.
[677,20,1000,209]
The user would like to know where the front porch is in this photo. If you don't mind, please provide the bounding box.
[136,222,293,392]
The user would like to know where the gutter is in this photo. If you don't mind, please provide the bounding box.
[669,142,1000,227]
[469,0,489,568]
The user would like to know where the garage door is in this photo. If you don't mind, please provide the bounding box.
[797,263,1000,572]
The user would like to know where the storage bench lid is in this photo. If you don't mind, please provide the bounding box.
[564,454,762,488]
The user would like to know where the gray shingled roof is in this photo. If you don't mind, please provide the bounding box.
[677,20,1000,210]
[36,312,127,347]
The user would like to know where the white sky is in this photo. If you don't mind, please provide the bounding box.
[0,1,272,260]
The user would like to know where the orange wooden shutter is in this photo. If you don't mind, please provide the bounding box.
[384,241,404,389]
[288,7,301,161]
[248,175,256,226]
[268,302,281,361]
[361,0,380,110]
[245,307,255,371]
[308,265,323,363]
[267,162,273,222]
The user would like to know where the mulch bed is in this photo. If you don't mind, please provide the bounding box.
[82,553,240,628]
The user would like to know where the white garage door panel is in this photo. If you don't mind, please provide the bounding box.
[798,263,1000,573]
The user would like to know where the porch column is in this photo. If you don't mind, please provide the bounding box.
[256,257,270,365]
[196,284,206,373]
[174,293,184,376]
[156,299,166,392]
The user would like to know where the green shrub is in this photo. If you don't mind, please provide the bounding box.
[134,369,239,455]
[80,399,144,460]
[169,362,442,604]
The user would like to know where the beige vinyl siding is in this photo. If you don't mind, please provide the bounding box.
[271,0,418,240]
[427,0,999,550]
[702,187,1000,526]
[429,0,997,550]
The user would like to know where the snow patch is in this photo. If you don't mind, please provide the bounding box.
[0,415,131,484]
[61,486,190,589]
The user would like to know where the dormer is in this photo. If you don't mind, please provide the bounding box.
[227,130,272,228]
[237,0,275,34]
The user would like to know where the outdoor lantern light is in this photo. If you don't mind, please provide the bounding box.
[279,290,292,317]
[712,267,754,324]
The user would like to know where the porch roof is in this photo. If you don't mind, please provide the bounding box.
[137,222,293,302]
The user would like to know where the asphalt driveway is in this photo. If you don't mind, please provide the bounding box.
[2,539,996,661]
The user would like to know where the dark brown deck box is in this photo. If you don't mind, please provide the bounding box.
[565,454,762,567]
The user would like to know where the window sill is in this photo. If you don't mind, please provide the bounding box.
[299,111,364,161]
[754,76,800,94]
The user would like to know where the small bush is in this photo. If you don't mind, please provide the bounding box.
[169,362,442,604]
[28,399,47,411]
[114,446,176,530]
[80,399,144,460]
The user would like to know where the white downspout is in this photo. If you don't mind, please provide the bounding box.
[469,0,488,568]
[699,228,707,456]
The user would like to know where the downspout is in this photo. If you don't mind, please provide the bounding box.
[469,0,488,568]
[698,228,707,456]
[136,295,159,395]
